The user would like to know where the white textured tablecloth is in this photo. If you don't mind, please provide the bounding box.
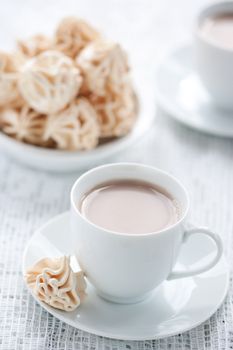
[1,0,233,349]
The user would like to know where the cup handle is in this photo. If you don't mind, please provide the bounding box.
[167,227,223,280]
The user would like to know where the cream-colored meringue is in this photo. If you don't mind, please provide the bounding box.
[0,105,46,146]
[76,41,129,97]
[17,34,52,58]
[25,256,86,312]
[90,82,138,137]
[0,52,22,106]
[54,17,100,58]
[43,97,100,150]
[18,50,82,114]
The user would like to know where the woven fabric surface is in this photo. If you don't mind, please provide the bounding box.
[0,0,233,349]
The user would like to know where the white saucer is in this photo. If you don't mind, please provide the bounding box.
[155,45,233,138]
[22,212,229,341]
[0,75,154,172]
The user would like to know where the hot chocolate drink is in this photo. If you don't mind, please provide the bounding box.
[200,13,233,49]
[79,180,180,234]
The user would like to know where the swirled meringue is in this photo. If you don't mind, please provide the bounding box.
[43,97,100,150]
[0,105,46,146]
[76,41,129,97]
[90,82,138,137]
[25,256,86,312]
[54,17,100,58]
[17,34,52,58]
[18,50,82,114]
[0,52,22,107]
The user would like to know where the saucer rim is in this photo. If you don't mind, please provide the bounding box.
[22,211,229,341]
[155,44,233,139]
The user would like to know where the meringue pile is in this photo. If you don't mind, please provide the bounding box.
[25,256,86,311]
[0,17,137,150]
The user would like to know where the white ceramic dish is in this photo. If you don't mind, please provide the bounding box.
[22,212,229,341]
[155,45,233,138]
[0,79,154,172]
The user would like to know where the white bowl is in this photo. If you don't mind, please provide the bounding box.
[0,80,154,172]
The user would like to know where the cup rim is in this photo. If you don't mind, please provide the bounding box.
[195,1,233,53]
[70,162,190,237]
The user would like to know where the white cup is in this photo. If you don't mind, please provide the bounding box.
[70,163,223,304]
[195,1,233,110]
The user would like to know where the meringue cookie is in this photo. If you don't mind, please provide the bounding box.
[43,97,100,150]
[76,41,129,97]
[0,52,21,106]
[18,50,82,114]
[0,105,46,146]
[17,34,52,58]
[25,256,86,312]
[54,17,100,58]
[90,82,138,137]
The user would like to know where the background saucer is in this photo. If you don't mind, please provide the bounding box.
[155,45,233,138]
[22,212,229,340]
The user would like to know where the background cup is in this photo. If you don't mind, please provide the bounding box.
[70,163,223,304]
[195,1,233,110]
